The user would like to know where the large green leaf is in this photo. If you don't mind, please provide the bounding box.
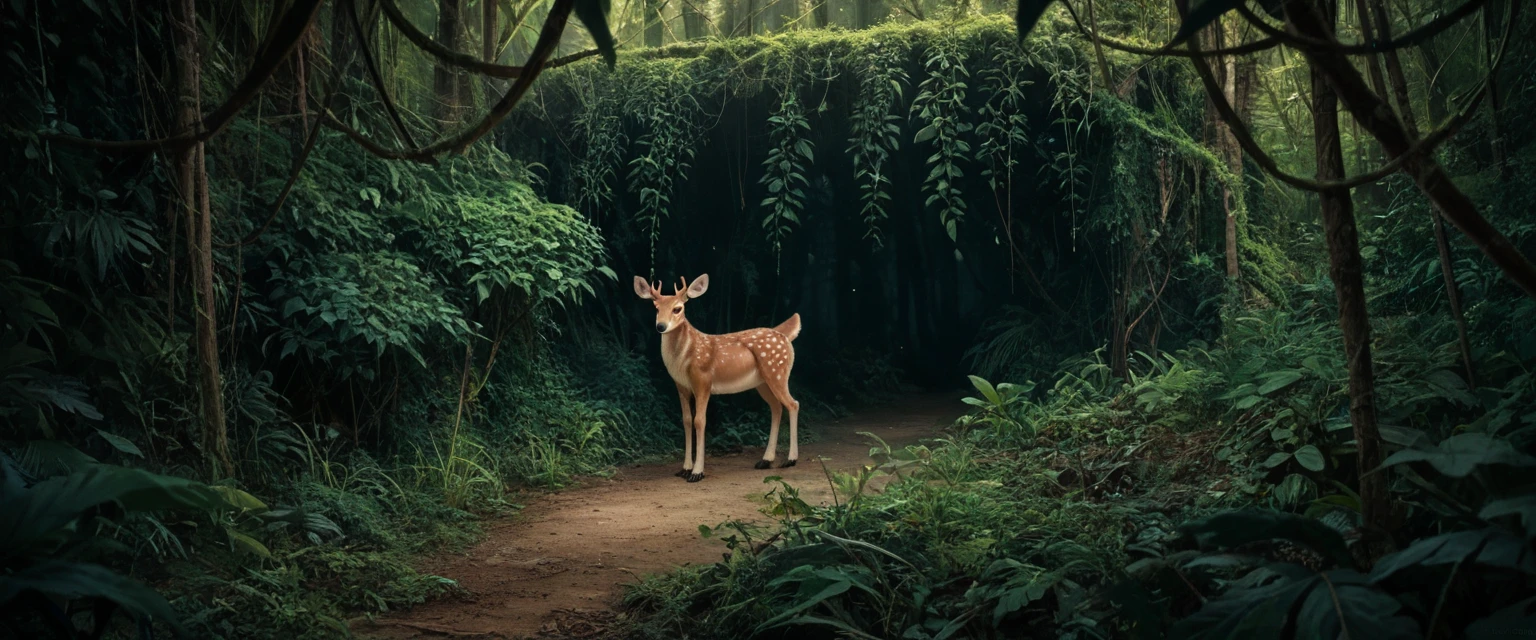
[0,465,250,552]
[1370,528,1536,582]
[1181,510,1352,567]
[1294,445,1325,472]
[1257,370,1304,396]
[0,561,186,634]
[1293,571,1418,640]
[1380,433,1536,478]
[1467,596,1536,639]
[1481,493,1536,539]
[1171,570,1317,640]
[968,375,1002,406]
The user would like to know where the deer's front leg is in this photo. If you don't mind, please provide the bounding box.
[688,388,711,482]
[675,385,694,478]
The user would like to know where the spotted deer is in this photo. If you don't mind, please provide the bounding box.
[634,274,802,482]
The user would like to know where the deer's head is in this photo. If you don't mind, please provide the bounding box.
[634,274,709,334]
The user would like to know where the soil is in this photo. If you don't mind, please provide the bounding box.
[352,391,962,639]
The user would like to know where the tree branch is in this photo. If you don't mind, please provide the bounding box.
[378,0,598,78]
[326,0,575,162]
[1062,1,1281,58]
[8,0,324,153]
[1237,0,1487,55]
[348,0,418,149]
[1186,40,1484,193]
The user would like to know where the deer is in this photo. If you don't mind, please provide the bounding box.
[634,274,801,482]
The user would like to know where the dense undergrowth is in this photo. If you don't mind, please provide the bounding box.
[622,292,1536,639]
[7,0,1536,637]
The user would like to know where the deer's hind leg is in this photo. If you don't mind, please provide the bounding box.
[766,376,800,468]
[755,384,783,470]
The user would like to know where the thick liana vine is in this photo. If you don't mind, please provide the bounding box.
[759,87,814,268]
[911,31,973,244]
[846,41,907,249]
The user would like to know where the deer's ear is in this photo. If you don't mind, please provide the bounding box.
[633,276,653,299]
[686,274,709,298]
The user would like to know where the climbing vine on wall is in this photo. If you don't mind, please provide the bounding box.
[760,87,814,267]
[911,31,973,244]
[846,41,908,249]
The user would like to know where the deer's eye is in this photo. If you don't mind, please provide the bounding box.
[673,306,683,314]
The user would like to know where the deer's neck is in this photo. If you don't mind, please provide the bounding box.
[660,321,701,387]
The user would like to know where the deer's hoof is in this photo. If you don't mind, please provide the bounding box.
[686,472,705,483]
[779,459,797,468]
[754,460,772,470]
[675,468,691,478]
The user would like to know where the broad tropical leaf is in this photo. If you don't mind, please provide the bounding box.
[1181,510,1352,567]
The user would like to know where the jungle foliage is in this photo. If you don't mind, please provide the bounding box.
[2,0,1536,638]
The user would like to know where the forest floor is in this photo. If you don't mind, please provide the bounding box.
[352,392,963,639]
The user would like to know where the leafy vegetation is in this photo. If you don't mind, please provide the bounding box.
[4,0,1536,638]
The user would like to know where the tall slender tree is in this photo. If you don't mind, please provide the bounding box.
[172,0,234,478]
[645,0,667,46]
[1306,0,1391,550]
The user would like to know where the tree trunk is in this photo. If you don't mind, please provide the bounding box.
[483,0,499,102]
[1369,0,1476,387]
[1215,20,1241,281]
[435,0,466,125]
[173,0,234,479]
[645,0,666,46]
[1304,0,1392,553]
[814,0,830,27]
[682,0,707,39]
[856,0,885,29]
[1309,18,1390,551]
[1483,0,1509,181]
[1413,40,1450,125]
[1352,0,1391,173]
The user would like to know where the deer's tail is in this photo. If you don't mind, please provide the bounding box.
[773,313,801,342]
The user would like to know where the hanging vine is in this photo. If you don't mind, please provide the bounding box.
[759,85,814,268]
[569,69,627,221]
[976,39,1036,286]
[911,31,974,244]
[846,41,907,249]
[625,63,700,271]
[1035,36,1094,250]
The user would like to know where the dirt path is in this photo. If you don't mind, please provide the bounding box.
[354,392,962,639]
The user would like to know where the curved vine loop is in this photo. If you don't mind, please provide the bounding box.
[7,0,324,153]
[323,0,576,163]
